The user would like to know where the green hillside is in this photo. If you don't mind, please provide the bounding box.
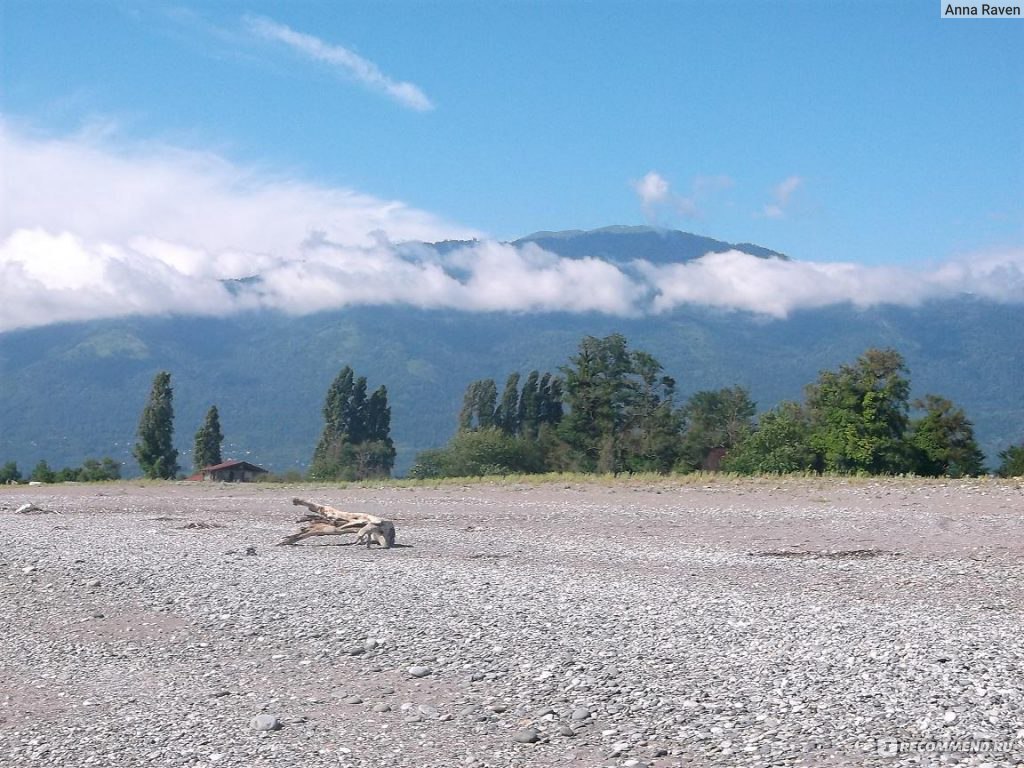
[1,299,1021,476]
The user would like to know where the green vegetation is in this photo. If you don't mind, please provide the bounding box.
[0,461,21,484]
[309,366,396,480]
[1,327,1013,482]
[192,405,224,471]
[133,371,179,479]
[412,337,992,480]
[410,368,561,478]
[0,457,120,484]
[996,444,1024,477]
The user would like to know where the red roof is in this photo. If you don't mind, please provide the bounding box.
[201,460,267,473]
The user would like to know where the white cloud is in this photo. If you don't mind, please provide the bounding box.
[761,175,803,219]
[1,124,1021,333]
[638,248,1024,318]
[633,171,734,221]
[245,16,434,112]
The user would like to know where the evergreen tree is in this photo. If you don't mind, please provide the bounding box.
[134,371,179,479]
[193,405,224,471]
[996,444,1024,477]
[907,395,985,477]
[0,461,21,484]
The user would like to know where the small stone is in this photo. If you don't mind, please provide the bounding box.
[943,710,957,724]
[611,740,630,754]
[250,714,280,732]
[571,707,591,721]
[418,704,438,717]
[488,703,508,713]
[347,645,366,656]
[87,579,101,587]
[408,665,432,678]
[372,703,391,712]
[363,639,379,651]
[512,728,540,744]
[558,725,575,737]
[22,566,36,575]
[345,695,363,704]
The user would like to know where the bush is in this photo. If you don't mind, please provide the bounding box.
[409,429,546,479]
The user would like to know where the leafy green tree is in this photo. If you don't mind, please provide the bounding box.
[806,348,910,474]
[133,371,179,479]
[995,444,1024,477]
[0,461,21,484]
[192,405,224,471]
[907,395,985,477]
[311,367,394,480]
[679,386,756,470]
[722,401,817,474]
[55,466,81,482]
[79,457,121,481]
[30,459,55,483]
[560,334,680,473]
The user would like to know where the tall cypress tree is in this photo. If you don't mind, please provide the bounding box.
[193,405,224,471]
[134,371,179,479]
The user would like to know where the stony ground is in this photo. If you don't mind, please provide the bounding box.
[1,478,1022,768]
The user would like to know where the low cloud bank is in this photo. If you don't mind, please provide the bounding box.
[1,125,1021,332]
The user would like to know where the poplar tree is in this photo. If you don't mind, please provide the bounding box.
[193,405,224,471]
[311,367,395,480]
[134,371,179,479]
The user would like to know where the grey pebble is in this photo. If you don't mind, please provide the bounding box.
[512,728,540,744]
[250,714,280,732]
[407,665,433,678]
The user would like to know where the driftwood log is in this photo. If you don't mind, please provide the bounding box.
[277,497,395,549]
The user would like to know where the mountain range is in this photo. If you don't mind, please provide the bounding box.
[1,227,1020,476]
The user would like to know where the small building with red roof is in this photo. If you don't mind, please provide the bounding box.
[195,460,268,483]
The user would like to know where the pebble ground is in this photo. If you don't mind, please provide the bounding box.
[1,478,1022,768]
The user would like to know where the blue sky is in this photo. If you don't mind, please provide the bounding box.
[1,1,1022,330]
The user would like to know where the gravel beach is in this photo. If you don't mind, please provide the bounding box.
[2,478,1022,768]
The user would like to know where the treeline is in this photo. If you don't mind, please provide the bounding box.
[1,457,121,484]
[410,333,1024,479]
[4,334,1023,482]
[2,364,395,483]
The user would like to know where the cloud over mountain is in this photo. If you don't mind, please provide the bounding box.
[1,125,1022,333]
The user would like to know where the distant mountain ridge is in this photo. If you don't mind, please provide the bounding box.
[0,226,1020,477]
[513,225,787,264]
[424,224,787,264]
